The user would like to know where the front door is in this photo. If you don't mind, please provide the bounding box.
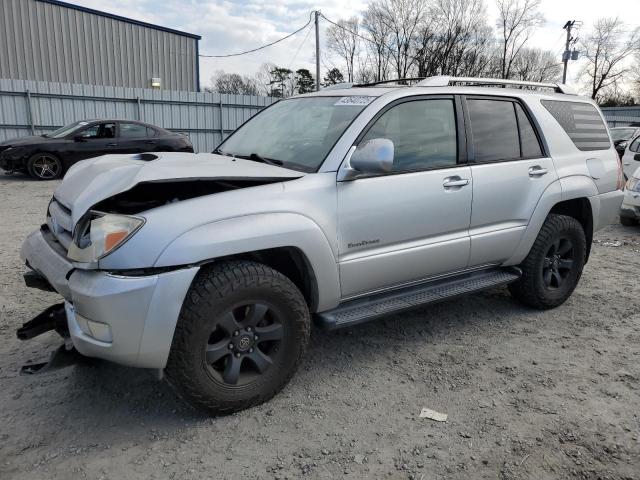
[337,97,473,298]
[67,122,118,162]
[463,97,558,267]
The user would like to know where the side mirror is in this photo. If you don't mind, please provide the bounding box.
[73,134,85,142]
[350,138,394,174]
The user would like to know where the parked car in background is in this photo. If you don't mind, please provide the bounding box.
[610,126,640,158]
[0,120,194,180]
[621,166,640,226]
[621,134,640,180]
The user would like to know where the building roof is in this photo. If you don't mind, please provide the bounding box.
[36,0,201,40]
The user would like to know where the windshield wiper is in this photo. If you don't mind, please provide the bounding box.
[236,153,284,166]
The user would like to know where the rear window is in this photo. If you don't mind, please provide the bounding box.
[541,100,610,151]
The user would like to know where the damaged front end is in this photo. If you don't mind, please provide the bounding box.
[16,302,85,375]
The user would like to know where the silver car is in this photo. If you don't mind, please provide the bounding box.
[18,76,624,415]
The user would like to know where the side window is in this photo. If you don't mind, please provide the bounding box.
[119,123,148,138]
[515,103,543,158]
[629,137,640,153]
[467,99,520,161]
[146,127,158,138]
[541,100,610,151]
[78,123,116,139]
[360,99,457,172]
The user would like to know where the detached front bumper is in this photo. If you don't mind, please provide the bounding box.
[20,228,199,369]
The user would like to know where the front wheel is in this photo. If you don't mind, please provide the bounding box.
[509,214,586,310]
[165,260,310,416]
[27,153,63,180]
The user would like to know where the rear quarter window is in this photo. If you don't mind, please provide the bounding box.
[541,100,611,151]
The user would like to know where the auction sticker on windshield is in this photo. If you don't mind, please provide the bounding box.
[335,96,375,106]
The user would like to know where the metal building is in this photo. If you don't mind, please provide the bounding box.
[0,0,201,91]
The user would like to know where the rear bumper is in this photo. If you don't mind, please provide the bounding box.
[620,190,640,219]
[591,189,625,231]
[21,228,199,368]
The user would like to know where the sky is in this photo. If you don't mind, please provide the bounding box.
[71,0,639,90]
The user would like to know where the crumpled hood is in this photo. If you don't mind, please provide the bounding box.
[54,152,305,224]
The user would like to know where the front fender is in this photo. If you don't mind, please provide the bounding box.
[154,213,341,311]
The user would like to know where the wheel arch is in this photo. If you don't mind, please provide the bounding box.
[549,198,593,262]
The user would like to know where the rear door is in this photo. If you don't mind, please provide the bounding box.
[117,122,155,153]
[463,96,557,267]
[622,136,640,179]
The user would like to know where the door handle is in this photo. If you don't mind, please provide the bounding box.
[443,177,470,188]
[106,143,117,147]
[528,166,548,177]
[144,140,156,144]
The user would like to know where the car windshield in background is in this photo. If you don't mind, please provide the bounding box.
[610,128,636,141]
[216,96,373,172]
[45,121,89,138]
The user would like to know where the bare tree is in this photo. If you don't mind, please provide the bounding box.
[206,70,259,95]
[253,63,277,96]
[495,0,544,79]
[580,17,640,101]
[326,17,360,82]
[511,48,561,82]
[362,3,393,81]
[374,0,426,79]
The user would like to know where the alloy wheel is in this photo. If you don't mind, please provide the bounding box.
[31,154,61,179]
[542,237,574,289]
[205,303,285,386]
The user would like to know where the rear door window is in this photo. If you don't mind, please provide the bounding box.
[541,100,610,151]
[119,123,148,138]
[515,104,543,158]
[467,99,520,161]
[629,137,640,153]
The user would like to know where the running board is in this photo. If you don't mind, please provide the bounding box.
[316,268,521,330]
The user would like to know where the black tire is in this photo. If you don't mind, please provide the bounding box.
[509,214,586,310]
[27,153,63,180]
[165,260,310,416]
[620,216,637,226]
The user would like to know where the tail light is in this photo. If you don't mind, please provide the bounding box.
[615,150,625,190]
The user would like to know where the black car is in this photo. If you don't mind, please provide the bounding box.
[0,120,194,180]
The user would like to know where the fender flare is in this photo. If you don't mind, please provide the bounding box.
[504,175,597,266]
[154,212,341,311]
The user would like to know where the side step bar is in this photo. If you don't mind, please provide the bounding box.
[316,268,521,330]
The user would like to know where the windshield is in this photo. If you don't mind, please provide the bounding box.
[216,96,372,172]
[610,128,636,141]
[45,121,89,138]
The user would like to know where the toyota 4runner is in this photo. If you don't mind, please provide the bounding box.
[17,76,624,415]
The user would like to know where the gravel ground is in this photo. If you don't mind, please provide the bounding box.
[0,173,639,480]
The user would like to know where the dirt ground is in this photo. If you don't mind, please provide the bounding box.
[0,173,638,480]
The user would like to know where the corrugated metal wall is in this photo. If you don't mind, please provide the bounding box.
[0,0,199,91]
[601,107,640,127]
[0,78,276,153]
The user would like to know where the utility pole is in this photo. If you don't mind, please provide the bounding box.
[562,20,576,84]
[315,10,320,91]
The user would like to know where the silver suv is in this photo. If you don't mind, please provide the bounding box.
[18,76,624,415]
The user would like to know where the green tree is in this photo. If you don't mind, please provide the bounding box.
[269,67,293,98]
[295,69,315,93]
[323,68,345,86]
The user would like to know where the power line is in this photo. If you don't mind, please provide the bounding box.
[287,23,314,72]
[199,12,314,58]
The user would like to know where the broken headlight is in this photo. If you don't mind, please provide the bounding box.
[67,211,145,262]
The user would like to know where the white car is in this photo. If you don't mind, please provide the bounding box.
[621,166,640,226]
[621,135,640,180]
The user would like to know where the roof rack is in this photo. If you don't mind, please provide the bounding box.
[416,76,575,94]
[351,75,575,94]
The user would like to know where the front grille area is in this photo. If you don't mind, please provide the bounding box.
[47,198,73,251]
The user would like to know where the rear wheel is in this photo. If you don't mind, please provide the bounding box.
[509,214,586,310]
[165,260,310,415]
[27,153,63,180]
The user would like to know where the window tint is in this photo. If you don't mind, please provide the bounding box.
[360,99,457,172]
[146,127,158,137]
[515,103,543,158]
[78,123,116,139]
[630,137,640,153]
[541,100,610,151]
[120,123,148,138]
[468,99,520,161]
